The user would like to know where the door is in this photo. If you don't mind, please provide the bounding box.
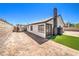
[46,24,52,36]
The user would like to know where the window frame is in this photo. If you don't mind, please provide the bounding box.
[30,25,33,31]
[38,25,44,33]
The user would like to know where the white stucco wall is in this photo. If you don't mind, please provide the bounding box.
[27,23,46,38]
[57,16,64,27]
[46,18,54,25]
[46,16,64,28]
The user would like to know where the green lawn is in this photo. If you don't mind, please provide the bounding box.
[50,35,79,50]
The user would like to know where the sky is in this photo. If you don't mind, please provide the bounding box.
[0,3,79,25]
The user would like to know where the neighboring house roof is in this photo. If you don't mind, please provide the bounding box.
[0,18,13,26]
[27,15,65,26]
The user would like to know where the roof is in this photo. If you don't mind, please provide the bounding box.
[27,15,65,26]
[0,18,13,26]
[27,17,53,26]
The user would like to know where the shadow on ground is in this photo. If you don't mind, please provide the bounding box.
[24,31,49,45]
[47,35,56,39]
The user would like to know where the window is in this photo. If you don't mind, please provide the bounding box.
[30,26,33,31]
[38,25,44,33]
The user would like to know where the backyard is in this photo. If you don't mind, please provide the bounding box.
[50,35,79,50]
[0,32,79,56]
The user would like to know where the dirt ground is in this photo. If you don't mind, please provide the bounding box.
[0,32,79,56]
[64,31,79,37]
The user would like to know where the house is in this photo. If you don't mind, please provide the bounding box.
[26,8,65,38]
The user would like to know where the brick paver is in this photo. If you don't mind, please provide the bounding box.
[0,32,79,56]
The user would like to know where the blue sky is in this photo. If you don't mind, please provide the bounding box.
[0,3,79,25]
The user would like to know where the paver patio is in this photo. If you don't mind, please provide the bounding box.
[0,32,79,56]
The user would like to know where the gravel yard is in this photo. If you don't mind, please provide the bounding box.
[0,32,79,56]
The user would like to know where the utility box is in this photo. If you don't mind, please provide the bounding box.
[57,26,63,35]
